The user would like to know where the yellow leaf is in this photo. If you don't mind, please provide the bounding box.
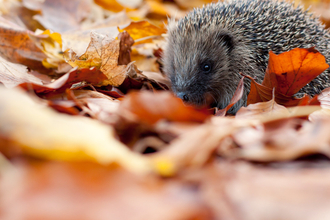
[153,158,176,177]
[29,29,65,69]
[0,86,150,173]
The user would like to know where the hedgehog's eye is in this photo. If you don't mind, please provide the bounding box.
[201,62,212,73]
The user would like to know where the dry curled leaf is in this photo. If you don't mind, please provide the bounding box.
[118,31,135,65]
[64,32,131,87]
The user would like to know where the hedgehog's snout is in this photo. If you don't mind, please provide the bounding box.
[175,90,215,108]
[176,91,190,102]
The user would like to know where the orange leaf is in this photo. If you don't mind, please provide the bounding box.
[118,91,211,125]
[246,74,273,105]
[119,21,166,44]
[246,48,328,107]
[246,74,315,107]
[0,17,47,73]
[265,48,329,96]
[94,0,126,12]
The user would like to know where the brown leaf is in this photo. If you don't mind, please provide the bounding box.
[118,31,135,65]
[47,100,80,115]
[174,0,213,9]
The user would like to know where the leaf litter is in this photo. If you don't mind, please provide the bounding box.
[1,0,330,219]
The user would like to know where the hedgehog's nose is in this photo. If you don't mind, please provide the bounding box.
[176,92,189,102]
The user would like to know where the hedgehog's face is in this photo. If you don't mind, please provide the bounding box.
[164,25,243,112]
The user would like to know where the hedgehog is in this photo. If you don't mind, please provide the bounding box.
[163,0,330,114]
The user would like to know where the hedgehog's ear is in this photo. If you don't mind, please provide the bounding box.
[218,33,234,52]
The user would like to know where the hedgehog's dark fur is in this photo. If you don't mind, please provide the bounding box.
[163,0,330,114]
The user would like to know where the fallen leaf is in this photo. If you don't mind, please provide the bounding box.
[246,48,329,107]
[28,29,69,70]
[151,121,237,176]
[47,100,80,115]
[173,0,213,9]
[119,21,166,44]
[64,32,128,87]
[265,48,329,96]
[67,90,120,123]
[118,31,135,65]
[60,11,131,58]
[0,56,43,88]
[23,0,92,33]
[246,76,316,108]
[19,67,107,95]
[237,89,290,119]
[94,0,126,12]
[118,90,211,125]
[0,86,150,172]
[200,161,330,220]
[0,17,47,72]
[143,1,187,20]
[0,160,211,220]
[227,117,330,161]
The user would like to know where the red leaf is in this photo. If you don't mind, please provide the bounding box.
[19,67,107,94]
